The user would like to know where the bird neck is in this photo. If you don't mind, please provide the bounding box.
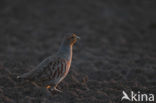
[57,43,73,61]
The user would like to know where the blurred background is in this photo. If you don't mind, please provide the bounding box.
[0,0,156,103]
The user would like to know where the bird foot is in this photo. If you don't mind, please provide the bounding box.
[50,87,62,93]
[54,88,62,92]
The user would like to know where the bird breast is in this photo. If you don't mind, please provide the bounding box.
[64,60,71,77]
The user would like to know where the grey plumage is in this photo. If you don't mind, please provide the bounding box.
[17,34,80,92]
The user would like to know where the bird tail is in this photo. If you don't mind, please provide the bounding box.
[17,75,21,79]
[16,72,30,80]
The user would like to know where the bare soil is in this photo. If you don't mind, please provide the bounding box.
[0,0,156,103]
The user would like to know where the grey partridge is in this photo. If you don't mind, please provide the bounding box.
[17,34,80,92]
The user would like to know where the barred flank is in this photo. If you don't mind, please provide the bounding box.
[16,34,78,89]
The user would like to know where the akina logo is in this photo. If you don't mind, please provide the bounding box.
[121,91,155,102]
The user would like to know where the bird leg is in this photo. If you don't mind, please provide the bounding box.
[53,87,62,92]
[49,84,62,93]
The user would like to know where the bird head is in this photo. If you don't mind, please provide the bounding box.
[64,34,80,46]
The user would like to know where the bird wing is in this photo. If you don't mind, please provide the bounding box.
[28,56,67,83]
[18,56,53,80]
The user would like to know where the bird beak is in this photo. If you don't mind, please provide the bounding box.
[76,36,80,40]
